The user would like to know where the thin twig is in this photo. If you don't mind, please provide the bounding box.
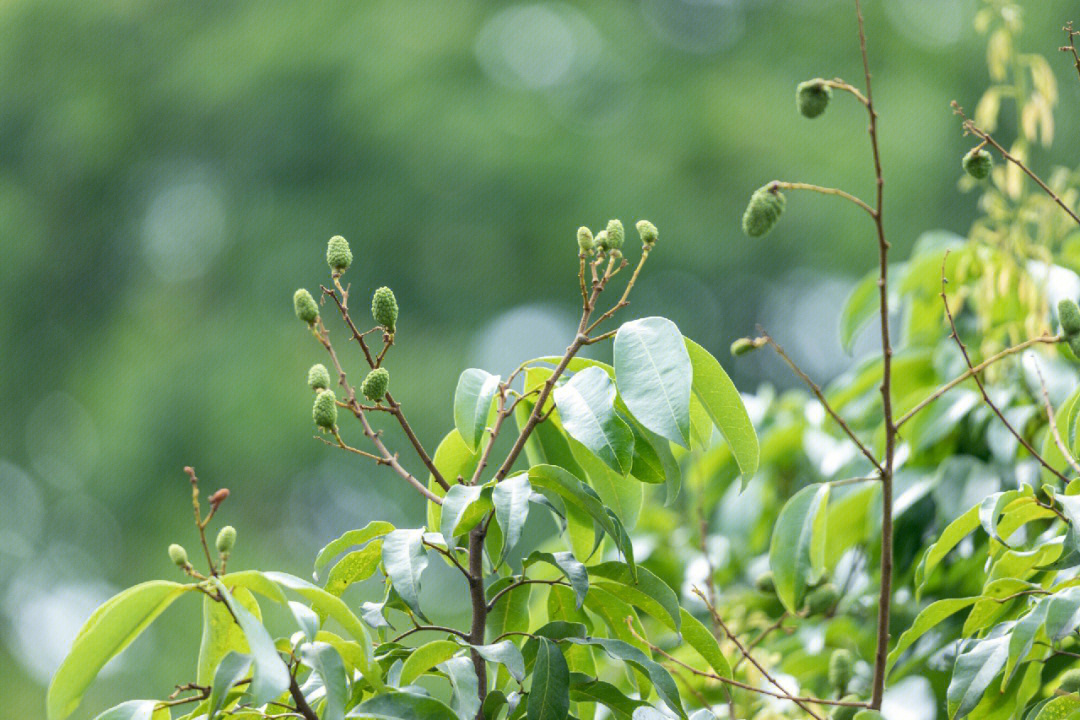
[823,77,870,106]
[770,181,876,218]
[1061,22,1080,82]
[732,614,790,671]
[390,624,470,643]
[486,578,568,612]
[1032,359,1080,477]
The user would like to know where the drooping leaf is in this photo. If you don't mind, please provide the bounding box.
[1003,599,1049,688]
[473,641,526,684]
[587,562,680,632]
[455,369,502,451]
[838,268,879,354]
[614,317,693,448]
[524,551,589,609]
[494,473,532,561]
[381,529,430,621]
[440,655,481,720]
[313,521,395,580]
[302,642,348,720]
[769,483,830,614]
[213,580,291,707]
[207,652,253,720]
[325,541,383,597]
[1030,695,1080,720]
[886,597,979,674]
[564,637,686,719]
[980,487,1031,546]
[915,503,980,597]
[569,674,648,719]
[91,701,160,720]
[399,640,461,686]
[197,586,260,685]
[554,366,634,475]
[684,338,758,486]
[289,601,321,643]
[947,635,1008,720]
[426,430,482,537]
[678,609,733,680]
[47,580,195,720]
[440,483,493,542]
[528,637,570,720]
[1044,586,1080,642]
[347,690,459,720]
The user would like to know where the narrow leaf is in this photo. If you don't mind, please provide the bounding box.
[769,483,830,614]
[313,521,395,580]
[528,637,570,720]
[494,474,532,560]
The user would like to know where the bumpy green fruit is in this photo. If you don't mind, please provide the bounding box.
[1059,668,1080,693]
[605,219,624,250]
[216,525,237,555]
[371,287,398,333]
[742,184,786,237]
[313,389,338,429]
[595,230,610,252]
[308,363,331,391]
[1070,334,1080,359]
[828,649,854,694]
[636,220,658,246]
[362,367,390,402]
[294,289,319,324]
[168,543,189,567]
[1060,299,1080,337]
[754,571,776,593]
[831,698,863,720]
[796,79,831,118]
[577,226,595,255]
[962,147,993,179]
[804,583,839,615]
[326,235,353,273]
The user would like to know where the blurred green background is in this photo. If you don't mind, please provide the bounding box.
[4,0,1079,715]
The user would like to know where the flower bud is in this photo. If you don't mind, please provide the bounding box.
[828,649,854,694]
[831,698,862,720]
[595,230,610,252]
[209,488,230,509]
[1059,668,1080,693]
[730,338,759,357]
[326,235,353,273]
[577,226,595,255]
[1060,299,1080,337]
[962,147,993,179]
[804,582,838,615]
[308,363,331,391]
[796,79,831,118]
[635,220,658,247]
[313,389,338,429]
[168,544,189,567]
[742,184,786,237]
[371,287,398,334]
[216,525,237,555]
[294,289,319,325]
[605,219,624,250]
[361,368,390,402]
[754,571,776,594]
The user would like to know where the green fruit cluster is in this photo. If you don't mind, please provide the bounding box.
[327,235,353,273]
[362,367,390,402]
[797,79,831,118]
[962,147,993,179]
[294,288,319,325]
[313,389,338,429]
[372,287,398,334]
[742,184,786,237]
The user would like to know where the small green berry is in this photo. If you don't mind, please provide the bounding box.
[754,571,776,594]
[577,226,595,255]
[326,235,353,273]
[831,698,863,720]
[313,389,338,429]
[828,649,854,694]
[308,363,331,391]
[605,219,624,250]
[1059,668,1080,693]
[731,338,759,357]
[168,544,189,568]
[294,289,319,325]
[796,79,832,118]
[962,147,993,179]
[1060,299,1080,337]
[372,287,398,334]
[216,525,237,555]
[742,184,786,237]
[635,220,658,247]
[804,583,838,615]
[361,368,389,403]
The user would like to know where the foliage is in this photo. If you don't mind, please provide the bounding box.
[44,2,1080,719]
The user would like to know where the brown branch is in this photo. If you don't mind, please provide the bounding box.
[939,254,1071,485]
[184,466,218,575]
[760,333,884,474]
[732,614,790,671]
[390,624,470,643]
[823,77,870,106]
[423,538,471,578]
[584,248,649,334]
[486,578,568,612]
[288,675,320,720]
[1061,22,1080,82]
[770,181,876,218]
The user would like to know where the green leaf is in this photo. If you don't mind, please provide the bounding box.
[769,483,829,614]
[440,655,481,720]
[91,701,160,720]
[325,541,383,597]
[381,529,430,621]
[213,580,291,707]
[587,562,680,632]
[487,577,532,644]
[302,642,348,720]
[614,317,692,448]
[524,551,589,609]
[399,639,461,686]
[1003,599,1049,688]
[678,609,733,680]
[962,578,1038,636]
[838,268,879,354]
[564,637,685,719]
[197,586,259,685]
[288,601,320,643]
[566,432,644,529]
[1030,695,1080,720]
[440,483,493,542]
[980,487,1031,546]
[568,674,649,719]
[554,366,634,475]
[455,368,502,451]
[947,636,1008,720]
[494,473,532,560]
[915,503,980,597]
[426,430,482,536]
[313,521,395,580]
[1045,586,1080,642]
[684,338,759,486]
[528,637,570,720]
[207,652,253,720]
[47,580,194,720]
[347,691,459,720]
[473,641,526,684]
[886,597,978,674]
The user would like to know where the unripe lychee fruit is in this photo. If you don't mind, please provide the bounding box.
[828,649,854,694]
[635,220,658,247]
[831,698,863,720]
[313,389,338,429]
[962,147,993,179]
[797,79,831,119]
[327,235,353,273]
[371,287,398,334]
[804,582,838,615]
[742,184,786,237]
[731,338,758,357]
[308,363,331,391]
[168,544,189,567]
[595,230,610,252]
[605,219,624,250]
[577,226,595,255]
[754,571,776,593]
[361,368,389,402]
[216,525,236,555]
[294,289,319,325]
[1060,299,1080,337]
[1070,335,1080,359]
